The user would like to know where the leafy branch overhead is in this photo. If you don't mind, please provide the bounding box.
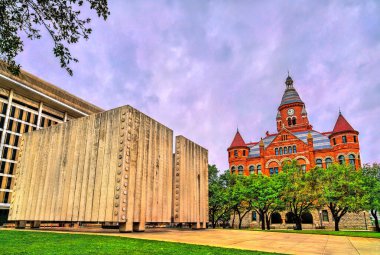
[0,0,109,75]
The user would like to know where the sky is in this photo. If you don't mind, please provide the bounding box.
[15,0,380,171]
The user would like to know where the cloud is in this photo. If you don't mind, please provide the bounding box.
[15,0,380,170]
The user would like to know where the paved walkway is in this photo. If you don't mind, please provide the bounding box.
[5,228,380,255]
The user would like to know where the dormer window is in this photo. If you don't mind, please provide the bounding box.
[333,138,336,145]
[353,136,357,143]
[288,118,291,126]
[292,117,296,125]
[342,136,347,144]
[243,150,246,156]
[234,150,238,157]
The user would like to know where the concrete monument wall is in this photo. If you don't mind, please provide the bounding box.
[8,105,208,232]
[173,136,208,228]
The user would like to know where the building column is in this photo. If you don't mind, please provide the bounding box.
[0,89,14,159]
[36,102,43,130]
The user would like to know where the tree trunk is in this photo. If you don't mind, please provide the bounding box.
[238,217,243,229]
[334,217,341,231]
[371,209,380,232]
[259,212,266,230]
[211,213,216,228]
[232,210,236,228]
[294,216,302,230]
[266,214,271,230]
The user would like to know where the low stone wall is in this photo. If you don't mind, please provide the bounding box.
[231,209,372,230]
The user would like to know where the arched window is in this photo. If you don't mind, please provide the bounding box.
[293,145,297,153]
[325,158,332,168]
[257,165,262,174]
[238,165,244,175]
[316,159,323,168]
[279,148,283,155]
[269,166,279,176]
[284,147,287,154]
[288,118,292,126]
[275,148,278,155]
[231,166,236,174]
[285,212,296,224]
[249,165,255,175]
[338,155,345,165]
[292,117,296,125]
[288,146,292,154]
[271,212,282,224]
[301,212,313,224]
[349,154,355,168]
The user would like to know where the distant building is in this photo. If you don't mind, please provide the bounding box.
[0,63,103,225]
[227,75,369,229]
[228,74,360,176]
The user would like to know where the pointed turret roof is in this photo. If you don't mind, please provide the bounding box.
[229,129,246,148]
[332,112,356,134]
[279,74,304,107]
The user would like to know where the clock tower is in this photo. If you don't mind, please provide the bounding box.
[276,74,312,132]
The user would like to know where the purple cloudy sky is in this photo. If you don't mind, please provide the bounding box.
[16,1,380,171]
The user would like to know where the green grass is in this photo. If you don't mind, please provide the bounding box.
[0,230,281,255]
[257,229,380,238]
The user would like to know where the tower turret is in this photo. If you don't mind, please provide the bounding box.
[329,111,360,166]
[227,129,249,160]
[277,74,311,132]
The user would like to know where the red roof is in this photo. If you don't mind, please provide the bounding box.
[332,113,356,134]
[229,130,246,148]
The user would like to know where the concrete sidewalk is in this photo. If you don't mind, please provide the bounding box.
[119,229,379,255]
[4,228,380,255]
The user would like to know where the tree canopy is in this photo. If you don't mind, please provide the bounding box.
[319,163,366,231]
[208,160,379,232]
[279,161,324,230]
[362,163,380,232]
[0,0,109,75]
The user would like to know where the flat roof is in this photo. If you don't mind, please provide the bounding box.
[0,62,104,118]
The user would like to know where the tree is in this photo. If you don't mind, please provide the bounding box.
[248,173,284,230]
[320,163,365,231]
[362,163,380,232]
[279,160,323,230]
[208,166,233,229]
[229,174,253,229]
[0,0,109,75]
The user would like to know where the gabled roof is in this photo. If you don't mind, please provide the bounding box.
[229,130,246,148]
[332,112,356,134]
[247,129,332,157]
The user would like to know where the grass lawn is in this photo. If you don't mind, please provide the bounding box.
[0,230,281,255]
[258,229,380,238]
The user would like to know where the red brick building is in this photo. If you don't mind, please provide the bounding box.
[226,75,369,229]
[228,75,361,176]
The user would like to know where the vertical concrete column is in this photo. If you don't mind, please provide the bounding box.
[36,102,43,130]
[0,89,14,159]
